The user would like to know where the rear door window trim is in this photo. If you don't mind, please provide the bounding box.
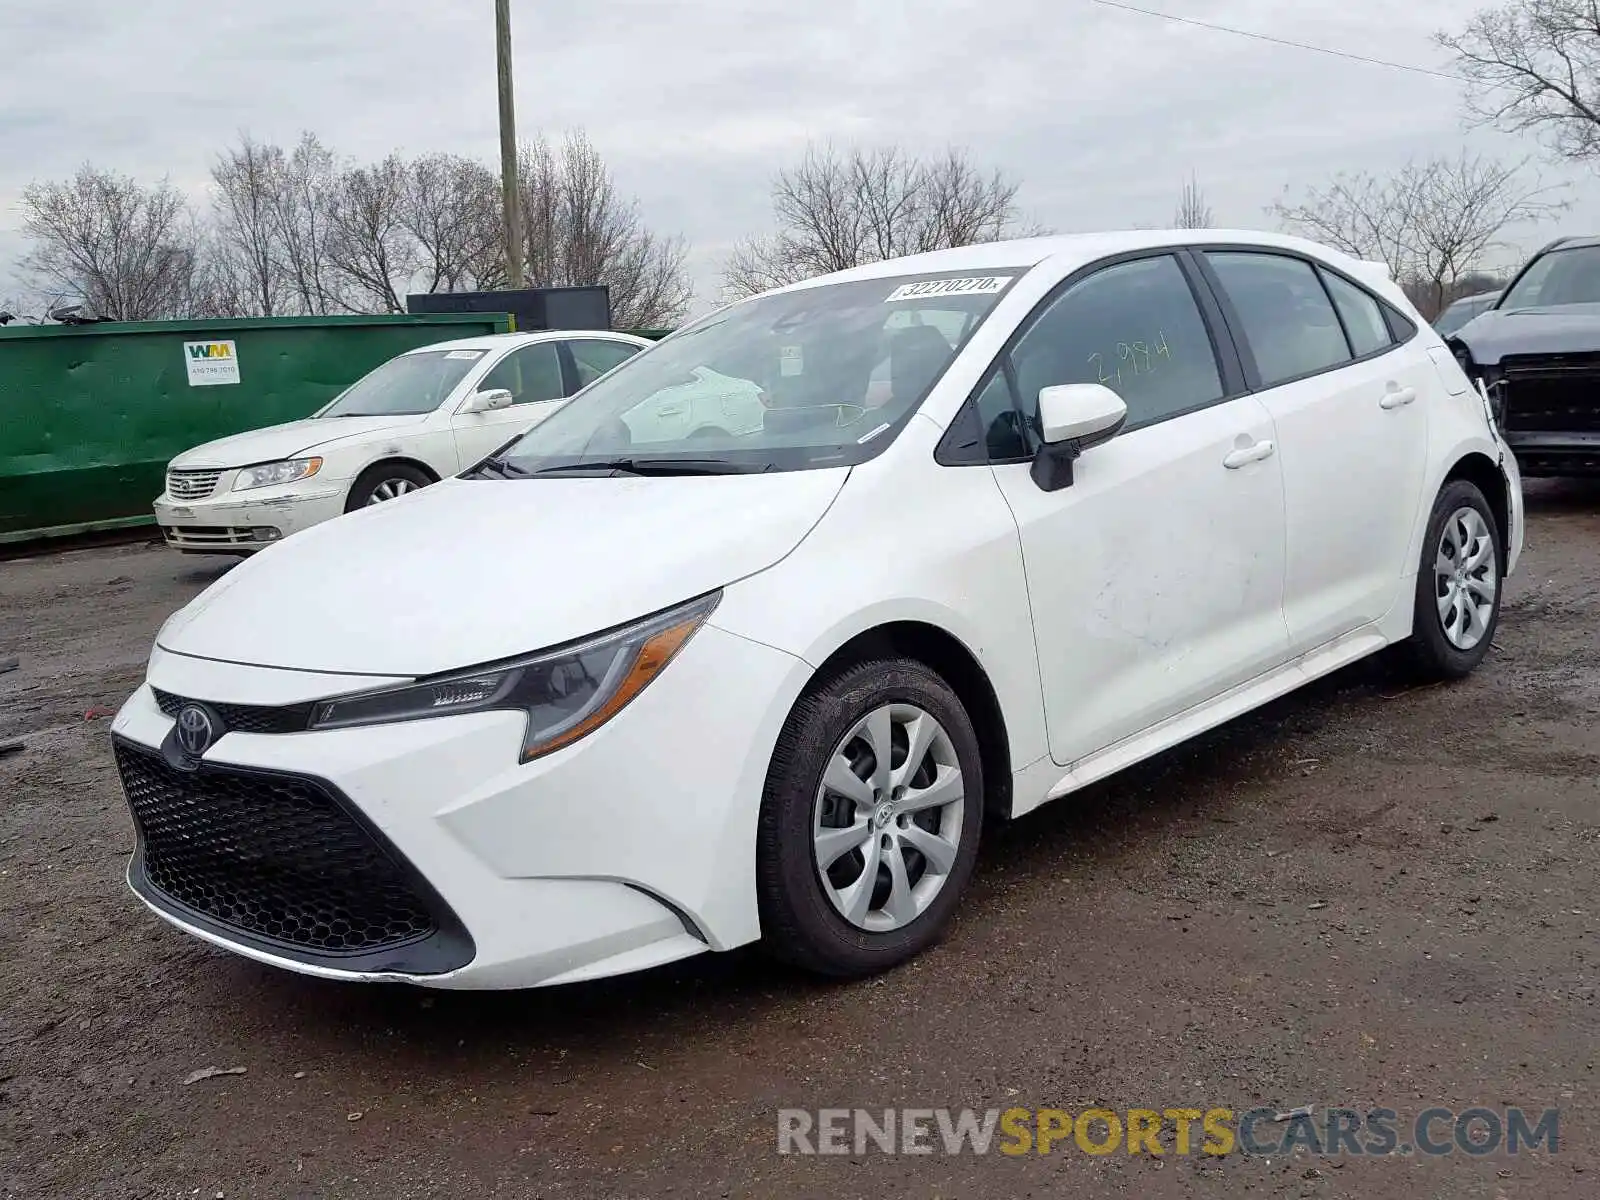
[1189,246,1416,393]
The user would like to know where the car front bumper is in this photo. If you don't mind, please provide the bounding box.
[1504,431,1600,477]
[110,624,810,989]
[153,486,347,553]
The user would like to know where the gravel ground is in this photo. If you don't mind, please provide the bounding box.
[2,483,1597,1199]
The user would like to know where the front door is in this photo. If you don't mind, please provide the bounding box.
[451,341,567,465]
[979,253,1292,767]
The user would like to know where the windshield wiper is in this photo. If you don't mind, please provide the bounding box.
[464,457,532,480]
[529,457,768,477]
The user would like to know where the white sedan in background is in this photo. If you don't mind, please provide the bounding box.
[114,229,1521,989]
[154,330,651,553]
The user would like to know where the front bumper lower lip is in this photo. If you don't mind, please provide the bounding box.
[154,488,346,552]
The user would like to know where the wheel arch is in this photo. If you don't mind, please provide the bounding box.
[1442,451,1510,564]
[353,454,442,484]
[809,620,1015,820]
[341,456,444,512]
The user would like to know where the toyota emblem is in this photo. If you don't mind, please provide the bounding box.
[175,704,216,758]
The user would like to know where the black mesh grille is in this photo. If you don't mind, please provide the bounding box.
[115,739,438,956]
[1501,358,1600,434]
[151,688,312,735]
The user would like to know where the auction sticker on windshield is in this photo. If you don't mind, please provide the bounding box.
[885,276,1012,302]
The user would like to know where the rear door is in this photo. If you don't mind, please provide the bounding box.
[450,340,567,464]
[963,252,1292,767]
[1199,251,1431,651]
[560,337,645,394]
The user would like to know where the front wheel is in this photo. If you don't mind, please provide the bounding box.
[344,463,433,513]
[757,657,984,978]
[1398,479,1503,680]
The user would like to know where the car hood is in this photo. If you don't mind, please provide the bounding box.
[169,415,429,469]
[1453,303,1600,365]
[157,469,849,675]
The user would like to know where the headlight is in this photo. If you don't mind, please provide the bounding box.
[307,592,720,761]
[233,457,322,491]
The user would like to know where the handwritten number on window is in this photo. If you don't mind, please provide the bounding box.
[1091,332,1169,388]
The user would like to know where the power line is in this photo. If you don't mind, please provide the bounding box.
[1089,0,1463,82]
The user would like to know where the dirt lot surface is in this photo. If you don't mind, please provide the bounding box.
[3,484,1598,1200]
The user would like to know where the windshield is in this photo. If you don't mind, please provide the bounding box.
[1502,245,1600,310]
[1435,293,1496,336]
[491,272,1018,475]
[319,349,485,417]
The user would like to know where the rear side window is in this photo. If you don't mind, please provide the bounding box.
[1206,252,1352,387]
[1008,254,1224,431]
[1319,269,1394,358]
[567,339,642,390]
[1383,303,1418,343]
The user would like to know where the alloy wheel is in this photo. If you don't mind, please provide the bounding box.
[1434,506,1498,652]
[812,703,966,932]
[366,478,419,505]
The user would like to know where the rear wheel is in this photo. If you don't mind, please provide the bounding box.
[757,657,983,977]
[345,463,433,513]
[1399,479,1503,680]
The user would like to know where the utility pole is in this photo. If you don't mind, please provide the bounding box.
[496,0,525,289]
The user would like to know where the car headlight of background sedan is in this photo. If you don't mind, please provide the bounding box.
[308,592,721,760]
[232,457,323,491]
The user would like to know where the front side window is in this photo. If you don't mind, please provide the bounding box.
[568,339,643,389]
[478,343,564,406]
[493,271,1018,474]
[1320,269,1393,358]
[1207,252,1353,387]
[1501,244,1600,309]
[319,350,483,417]
[1009,254,1224,432]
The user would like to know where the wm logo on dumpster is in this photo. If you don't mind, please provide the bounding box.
[187,343,234,360]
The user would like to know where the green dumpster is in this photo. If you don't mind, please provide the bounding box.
[0,312,510,544]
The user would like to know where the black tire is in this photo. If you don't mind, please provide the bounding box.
[757,657,984,978]
[1398,479,1504,681]
[344,463,433,513]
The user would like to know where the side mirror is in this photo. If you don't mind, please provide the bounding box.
[1031,383,1127,492]
[462,388,514,414]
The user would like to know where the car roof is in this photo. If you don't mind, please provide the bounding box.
[773,229,1392,295]
[1539,235,1600,253]
[400,330,650,355]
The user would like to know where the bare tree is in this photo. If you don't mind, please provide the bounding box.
[508,131,692,327]
[13,130,692,326]
[1174,174,1214,229]
[211,133,289,316]
[402,153,501,293]
[18,166,201,320]
[1271,153,1562,317]
[1438,1,1600,161]
[268,133,345,314]
[326,154,418,313]
[723,144,1028,298]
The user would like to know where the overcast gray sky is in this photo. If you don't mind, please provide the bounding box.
[0,0,1590,311]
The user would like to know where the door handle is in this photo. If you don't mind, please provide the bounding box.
[655,403,689,418]
[1379,385,1417,410]
[1223,440,1275,469]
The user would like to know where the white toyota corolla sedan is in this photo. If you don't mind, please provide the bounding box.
[112,230,1523,989]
